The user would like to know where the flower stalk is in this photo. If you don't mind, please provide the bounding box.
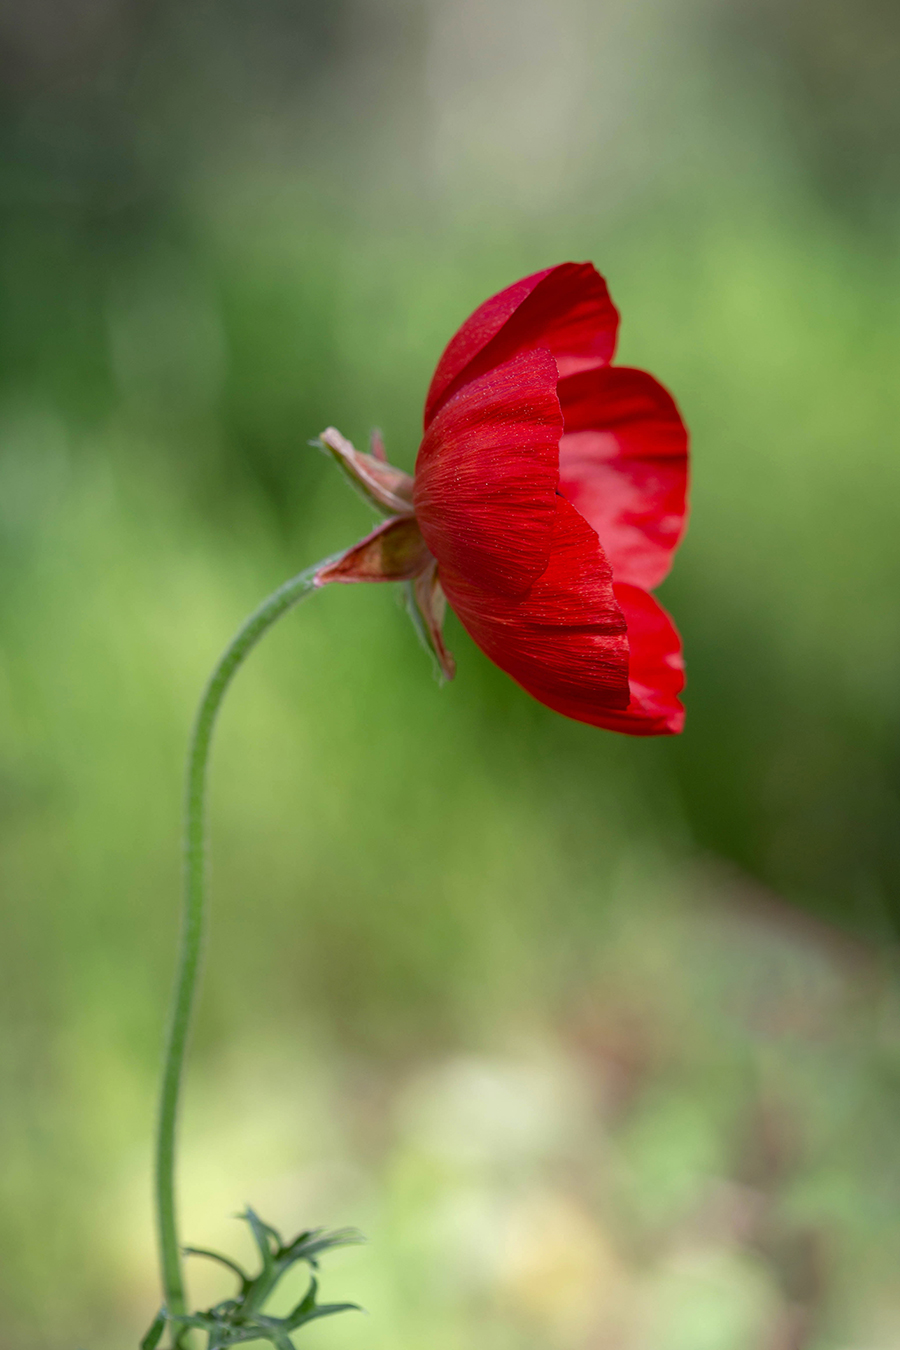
[154,562,325,1345]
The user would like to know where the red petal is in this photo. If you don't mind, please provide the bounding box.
[414,350,563,597]
[557,367,689,591]
[439,496,630,719]
[314,516,431,585]
[425,263,619,426]
[592,584,685,736]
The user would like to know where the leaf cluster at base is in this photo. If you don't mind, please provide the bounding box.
[141,1210,363,1349]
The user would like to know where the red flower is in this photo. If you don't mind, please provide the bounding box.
[315,262,688,736]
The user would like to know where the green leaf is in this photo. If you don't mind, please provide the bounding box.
[241,1207,280,1272]
[282,1227,364,1268]
[282,1278,363,1333]
[268,1333,296,1350]
[288,1302,362,1330]
[174,1208,364,1347]
[170,1311,218,1331]
[139,1308,166,1350]
[184,1245,249,1286]
[284,1276,317,1326]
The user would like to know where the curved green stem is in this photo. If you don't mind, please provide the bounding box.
[154,562,322,1343]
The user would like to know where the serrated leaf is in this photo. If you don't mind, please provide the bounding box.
[139,1308,166,1350]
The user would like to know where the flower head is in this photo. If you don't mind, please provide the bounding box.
[315,263,688,736]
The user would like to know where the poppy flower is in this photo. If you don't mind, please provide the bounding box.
[314,262,688,735]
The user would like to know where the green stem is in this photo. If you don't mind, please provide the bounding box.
[154,562,322,1344]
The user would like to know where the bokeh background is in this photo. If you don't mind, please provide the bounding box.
[2,0,900,1345]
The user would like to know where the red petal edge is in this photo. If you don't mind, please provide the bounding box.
[439,496,630,719]
[557,366,689,591]
[425,263,619,427]
[414,349,563,597]
[595,584,685,735]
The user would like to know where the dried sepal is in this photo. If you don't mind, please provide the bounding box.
[406,560,456,683]
[317,426,414,516]
[369,427,387,462]
[314,516,432,585]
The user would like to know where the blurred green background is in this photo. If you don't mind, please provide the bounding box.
[2,0,900,1345]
